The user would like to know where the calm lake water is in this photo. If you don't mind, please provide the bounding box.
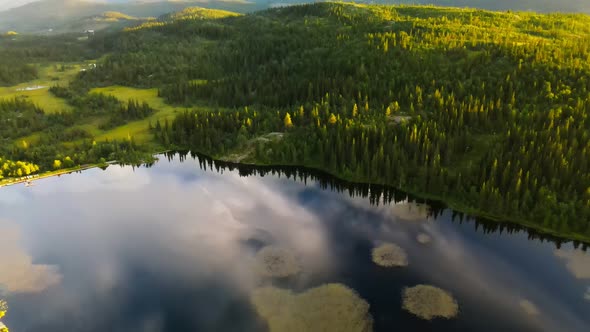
[1,152,589,332]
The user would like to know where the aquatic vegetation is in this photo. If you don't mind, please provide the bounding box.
[519,299,539,316]
[251,284,373,332]
[255,246,301,278]
[416,233,432,244]
[372,243,408,267]
[402,285,459,320]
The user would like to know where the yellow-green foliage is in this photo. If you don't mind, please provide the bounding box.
[169,7,241,20]
[251,284,373,332]
[371,243,408,267]
[255,246,301,278]
[101,11,137,21]
[124,21,166,32]
[402,285,459,320]
[0,158,40,179]
[0,299,6,318]
[359,4,590,69]
[125,7,240,31]
[0,299,8,332]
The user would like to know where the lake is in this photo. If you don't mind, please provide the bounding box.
[0,152,589,332]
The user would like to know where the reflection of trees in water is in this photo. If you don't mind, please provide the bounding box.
[251,284,373,332]
[164,151,589,250]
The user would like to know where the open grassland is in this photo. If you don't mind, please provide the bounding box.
[0,62,94,113]
[89,85,194,143]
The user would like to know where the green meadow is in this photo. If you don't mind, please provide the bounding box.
[89,86,194,143]
[0,63,89,113]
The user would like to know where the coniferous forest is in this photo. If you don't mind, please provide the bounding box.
[1,3,590,241]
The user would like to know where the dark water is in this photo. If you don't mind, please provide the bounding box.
[1,152,589,332]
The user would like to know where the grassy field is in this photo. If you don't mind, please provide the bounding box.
[90,85,194,143]
[0,62,95,113]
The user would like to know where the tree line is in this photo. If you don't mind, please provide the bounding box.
[138,3,590,238]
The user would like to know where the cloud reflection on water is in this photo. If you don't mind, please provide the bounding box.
[554,249,590,279]
[0,220,62,294]
[333,189,590,332]
[0,161,335,330]
[0,156,589,332]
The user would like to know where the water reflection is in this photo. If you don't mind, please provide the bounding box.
[0,152,588,332]
[554,249,590,279]
[179,151,589,251]
[0,219,61,293]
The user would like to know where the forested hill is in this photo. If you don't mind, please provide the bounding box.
[75,2,590,240]
[2,0,589,34]
[343,1,590,13]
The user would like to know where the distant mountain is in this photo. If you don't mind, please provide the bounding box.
[1,0,588,34]
[51,10,149,34]
[0,0,255,33]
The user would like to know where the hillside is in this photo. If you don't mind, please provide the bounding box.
[3,0,590,34]
[81,2,590,240]
[1,2,590,242]
[53,11,159,34]
[0,0,255,33]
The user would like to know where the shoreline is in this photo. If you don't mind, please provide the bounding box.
[208,153,590,245]
[2,150,588,245]
[0,162,113,188]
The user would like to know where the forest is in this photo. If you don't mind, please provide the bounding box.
[1,2,589,241]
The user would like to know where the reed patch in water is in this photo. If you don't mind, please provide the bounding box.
[255,246,301,278]
[519,299,539,315]
[402,285,459,320]
[416,233,432,244]
[372,243,408,267]
[251,283,373,332]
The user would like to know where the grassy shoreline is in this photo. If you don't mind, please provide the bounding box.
[1,150,588,245]
[0,163,110,188]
